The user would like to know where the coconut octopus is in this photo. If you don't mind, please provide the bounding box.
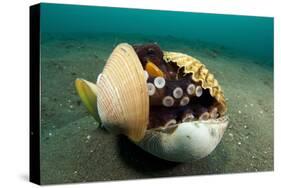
[133,44,226,131]
[75,43,228,162]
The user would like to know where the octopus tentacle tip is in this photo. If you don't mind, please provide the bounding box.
[147,83,156,96]
[187,84,196,95]
[154,76,166,89]
[162,96,175,107]
[180,96,190,106]
[173,87,183,99]
[195,86,203,97]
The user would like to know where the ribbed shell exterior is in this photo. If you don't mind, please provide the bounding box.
[96,43,149,142]
[163,51,227,115]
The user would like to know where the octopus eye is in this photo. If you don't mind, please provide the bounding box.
[145,61,164,77]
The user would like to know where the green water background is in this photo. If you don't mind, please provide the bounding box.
[40,3,273,61]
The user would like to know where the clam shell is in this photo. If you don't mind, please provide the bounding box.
[163,51,227,115]
[138,116,229,162]
[75,79,101,123]
[96,43,149,142]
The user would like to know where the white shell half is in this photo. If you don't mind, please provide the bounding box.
[137,116,229,162]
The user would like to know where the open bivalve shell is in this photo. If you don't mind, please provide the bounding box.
[75,43,229,162]
[163,52,227,115]
[96,43,149,142]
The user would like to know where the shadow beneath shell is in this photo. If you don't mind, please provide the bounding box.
[117,135,229,176]
[117,135,180,174]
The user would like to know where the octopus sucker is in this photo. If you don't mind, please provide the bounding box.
[187,83,196,95]
[173,87,183,99]
[162,96,175,107]
[182,113,195,122]
[75,43,229,162]
[180,96,190,106]
[147,83,156,96]
[210,107,219,119]
[199,111,210,121]
[143,70,149,81]
[195,85,203,97]
[154,76,166,89]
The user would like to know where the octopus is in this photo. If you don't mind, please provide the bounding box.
[133,44,221,130]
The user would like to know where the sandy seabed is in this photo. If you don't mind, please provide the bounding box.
[40,33,273,184]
